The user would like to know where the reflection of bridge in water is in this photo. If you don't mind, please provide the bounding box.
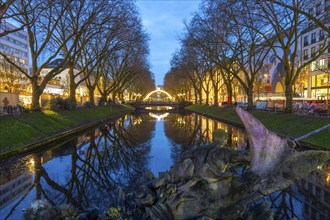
[129,88,189,112]
[129,101,189,112]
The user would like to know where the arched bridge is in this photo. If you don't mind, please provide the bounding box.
[143,88,173,101]
[129,88,190,111]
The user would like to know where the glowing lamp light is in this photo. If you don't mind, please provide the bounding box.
[149,113,169,121]
[144,89,173,100]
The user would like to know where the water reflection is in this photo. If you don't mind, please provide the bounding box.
[297,164,330,219]
[145,106,174,111]
[0,158,33,210]
[148,112,169,121]
[164,114,247,162]
[0,112,328,220]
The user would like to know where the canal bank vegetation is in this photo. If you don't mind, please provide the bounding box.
[186,105,330,150]
[0,105,132,154]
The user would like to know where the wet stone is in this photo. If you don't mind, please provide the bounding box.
[136,185,153,199]
[136,193,155,207]
[153,177,166,188]
[170,158,194,180]
[77,208,99,220]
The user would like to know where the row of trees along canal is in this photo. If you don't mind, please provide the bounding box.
[0,0,154,110]
[164,0,330,112]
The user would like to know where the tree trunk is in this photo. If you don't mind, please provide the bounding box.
[206,90,209,105]
[69,68,77,102]
[193,88,198,104]
[34,154,42,199]
[31,80,42,111]
[88,87,95,105]
[227,84,233,107]
[227,127,232,146]
[198,90,203,104]
[112,93,116,103]
[247,89,254,110]
[285,83,293,113]
[101,93,107,104]
[213,86,219,107]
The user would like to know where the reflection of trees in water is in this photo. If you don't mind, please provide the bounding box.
[33,118,154,210]
[125,114,156,143]
[164,114,210,163]
[268,187,298,219]
[165,113,247,163]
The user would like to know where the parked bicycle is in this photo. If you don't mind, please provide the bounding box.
[2,105,21,117]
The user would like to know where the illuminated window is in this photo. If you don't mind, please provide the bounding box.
[303,49,308,60]
[319,58,325,69]
[311,61,316,71]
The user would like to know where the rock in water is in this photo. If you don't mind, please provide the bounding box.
[23,200,58,220]
[235,107,288,177]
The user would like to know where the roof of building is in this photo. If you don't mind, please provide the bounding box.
[44,58,66,68]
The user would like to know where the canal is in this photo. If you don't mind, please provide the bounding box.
[0,111,329,219]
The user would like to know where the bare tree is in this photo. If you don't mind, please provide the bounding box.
[55,0,123,105]
[269,0,330,35]
[97,4,150,103]
[0,55,26,93]
[182,4,237,106]
[222,1,271,109]
[254,0,328,112]
[1,0,74,110]
[0,0,27,37]
[169,45,207,104]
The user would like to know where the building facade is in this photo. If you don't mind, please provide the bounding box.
[0,21,29,73]
[39,58,89,106]
[300,0,330,101]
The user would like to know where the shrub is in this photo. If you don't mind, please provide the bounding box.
[44,97,62,110]
[17,104,29,113]
[43,97,76,111]
[83,101,93,108]
[64,98,77,111]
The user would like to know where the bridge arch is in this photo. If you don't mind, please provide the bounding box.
[143,88,173,101]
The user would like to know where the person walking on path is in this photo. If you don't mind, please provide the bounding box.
[2,97,9,113]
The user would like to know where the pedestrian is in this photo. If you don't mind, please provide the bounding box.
[2,97,9,113]
[2,97,9,106]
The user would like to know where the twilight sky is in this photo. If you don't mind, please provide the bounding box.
[136,0,201,86]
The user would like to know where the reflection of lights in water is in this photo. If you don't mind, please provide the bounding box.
[324,165,330,186]
[316,164,330,187]
[177,118,185,125]
[26,158,35,173]
[145,106,173,110]
[149,113,169,121]
[133,117,143,125]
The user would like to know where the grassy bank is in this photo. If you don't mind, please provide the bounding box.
[0,105,132,153]
[186,105,330,150]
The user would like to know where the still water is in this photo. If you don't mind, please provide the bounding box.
[0,111,329,219]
